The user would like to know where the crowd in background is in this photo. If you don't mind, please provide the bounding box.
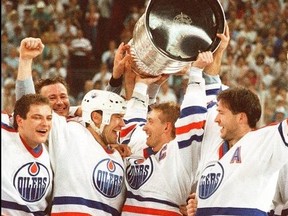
[1,0,288,127]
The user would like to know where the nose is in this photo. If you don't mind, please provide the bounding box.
[55,97,64,105]
[119,118,125,127]
[214,114,220,124]
[142,124,148,132]
[40,118,50,127]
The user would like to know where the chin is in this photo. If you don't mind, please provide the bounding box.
[38,139,47,145]
[145,138,149,144]
[108,136,117,144]
[146,142,152,147]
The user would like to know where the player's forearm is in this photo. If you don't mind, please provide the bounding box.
[203,49,224,76]
[16,57,35,100]
[17,58,33,80]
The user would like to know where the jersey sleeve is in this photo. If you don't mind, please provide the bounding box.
[176,67,207,148]
[203,72,224,109]
[15,77,35,100]
[120,82,149,154]
[174,68,207,184]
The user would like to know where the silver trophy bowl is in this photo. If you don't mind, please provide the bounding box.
[129,0,226,77]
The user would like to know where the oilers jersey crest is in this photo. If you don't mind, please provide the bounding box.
[198,161,224,199]
[93,158,124,198]
[14,162,51,202]
[125,157,153,190]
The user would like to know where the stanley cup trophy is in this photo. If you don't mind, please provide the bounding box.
[129,0,226,77]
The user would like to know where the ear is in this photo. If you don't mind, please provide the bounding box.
[164,122,173,133]
[91,111,102,127]
[15,115,23,127]
[238,112,248,124]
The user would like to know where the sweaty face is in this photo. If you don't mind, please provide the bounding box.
[214,100,239,142]
[40,83,70,117]
[17,104,52,148]
[143,110,166,151]
[102,114,125,145]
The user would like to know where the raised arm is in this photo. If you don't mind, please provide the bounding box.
[176,51,213,145]
[16,37,44,100]
[202,23,230,104]
[204,23,230,76]
[105,42,131,95]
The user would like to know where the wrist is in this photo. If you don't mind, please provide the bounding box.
[203,72,221,84]
[109,75,123,87]
[19,56,33,62]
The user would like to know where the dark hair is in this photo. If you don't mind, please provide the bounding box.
[217,87,261,128]
[13,94,51,129]
[150,102,180,138]
[35,76,69,94]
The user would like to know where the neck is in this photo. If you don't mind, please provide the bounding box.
[152,136,172,152]
[87,125,107,150]
[19,134,39,149]
[228,126,252,148]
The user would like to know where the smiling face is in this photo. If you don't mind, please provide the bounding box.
[39,83,70,117]
[143,110,167,151]
[17,104,52,148]
[101,113,125,144]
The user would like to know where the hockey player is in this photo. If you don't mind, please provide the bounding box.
[185,27,288,216]
[2,94,53,215]
[50,89,128,215]
[193,86,288,215]
[119,51,214,215]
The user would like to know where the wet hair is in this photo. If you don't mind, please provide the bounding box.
[35,76,69,94]
[217,87,261,128]
[13,94,51,129]
[150,102,180,138]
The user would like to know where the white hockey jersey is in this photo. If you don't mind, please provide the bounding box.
[49,119,126,216]
[194,81,288,215]
[1,115,53,216]
[119,70,206,216]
